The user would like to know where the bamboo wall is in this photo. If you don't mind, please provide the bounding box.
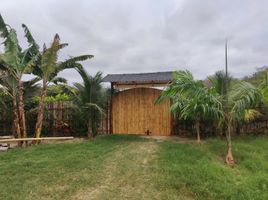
[112,88,171,135]
[1,99,268,137]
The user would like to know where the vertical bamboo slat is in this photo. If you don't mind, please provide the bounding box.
[112,88,171,135]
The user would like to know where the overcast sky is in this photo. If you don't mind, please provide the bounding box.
[1,0,268,83]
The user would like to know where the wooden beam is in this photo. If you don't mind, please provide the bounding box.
[110,82,114,134]
[0,136,14,139]
[114,80,170,85]
[114,82,170,89]
[0,137,74,143]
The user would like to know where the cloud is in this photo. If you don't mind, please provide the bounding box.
[1,0,268,84]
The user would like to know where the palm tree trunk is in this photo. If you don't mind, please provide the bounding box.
[92,114,98,137]
[196,120,201,144]
[87,119,93,139]
[18,80,27,146]
[35,83,47,143]
[226,121,235,166]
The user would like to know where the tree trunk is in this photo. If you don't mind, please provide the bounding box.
[221,120,228,138]
[87,119,93,139]
[92,114,98,137]
[226,121,235,166]
[35,82,47,144]
[18,80,27,146]
[12,91,22,146]
[196,120,201,144]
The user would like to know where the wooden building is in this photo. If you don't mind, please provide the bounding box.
[102,71,173,136]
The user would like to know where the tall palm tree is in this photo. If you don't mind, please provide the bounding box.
[33,34,93,139]
[0,15,39,143]
[73,66,105,138]
[159,70,261,165]
[209,71,232,136]
[223,81,261,165]
[209,71,261,165]
[157,70,223,144]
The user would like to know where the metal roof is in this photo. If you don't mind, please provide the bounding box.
[102,71,174,83]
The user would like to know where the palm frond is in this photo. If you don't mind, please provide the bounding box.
[244,109,262,122]
[84,103,104,114]
[73,82,84,92]
[50,77,67,85]
[157,70,223,122]
[75,65,92,88]
[230,81,262,121]
[260,86,268,109]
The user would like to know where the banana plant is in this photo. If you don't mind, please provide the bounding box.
[0,14,39,144]
[32,34,94,140]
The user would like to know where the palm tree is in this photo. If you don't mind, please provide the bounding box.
[209,71,261,165]
[73,66,105,138]
[257,75,268,111]
[33,34,93,140]
[157,70,223,144]
[158,70,261,165]
[0,15,39,143]
[209,71,232,136]
[224,81,261,165]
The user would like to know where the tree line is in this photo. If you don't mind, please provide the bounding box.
[0,14,106,145]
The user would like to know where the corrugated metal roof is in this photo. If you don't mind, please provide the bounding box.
[102,71,174,83]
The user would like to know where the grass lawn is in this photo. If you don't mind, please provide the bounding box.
[0,135,267,200]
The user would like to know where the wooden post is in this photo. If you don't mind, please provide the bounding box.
[110,82,114,134]
[170,100,174,135]
[106,101,109,134]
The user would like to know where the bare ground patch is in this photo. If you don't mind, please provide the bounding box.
[141,135,196,144]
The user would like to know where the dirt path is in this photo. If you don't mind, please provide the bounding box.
[70,140,160,200]
[141,135,196,143]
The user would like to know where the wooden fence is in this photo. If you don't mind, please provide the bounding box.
[0,101,110,137]
[172,119,268,137]
[44,101,110,136]
[0,101,267,137]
